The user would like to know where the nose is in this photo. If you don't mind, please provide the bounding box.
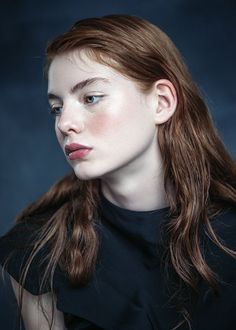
[56,102,85,135]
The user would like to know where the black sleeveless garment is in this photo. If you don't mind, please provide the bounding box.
[0,193,236,329]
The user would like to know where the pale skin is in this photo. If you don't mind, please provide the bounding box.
[10,276,65,329]
[11,49,177,328]
[48,49,177,211]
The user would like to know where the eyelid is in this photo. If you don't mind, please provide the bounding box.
[83,94,106,105]
[49,104,63,116]
[48,94,106,116]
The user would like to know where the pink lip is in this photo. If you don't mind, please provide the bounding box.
[65,143,93,160]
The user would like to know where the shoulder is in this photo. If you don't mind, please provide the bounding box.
[202,206,236,282]
[209,206,236,249]
[0,220,38,263]
[0,219,51,295]
[190,208,236,328]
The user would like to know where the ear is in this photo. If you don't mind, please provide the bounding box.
[153,79,177,125]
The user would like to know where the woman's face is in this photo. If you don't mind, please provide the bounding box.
[47,50,160,181]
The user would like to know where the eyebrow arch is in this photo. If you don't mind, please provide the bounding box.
[47,77,111,101]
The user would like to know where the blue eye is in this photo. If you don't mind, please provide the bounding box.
[84,95,103,105]
[50,106,62,116]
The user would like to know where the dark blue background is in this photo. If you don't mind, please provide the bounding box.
[0,0,235,234]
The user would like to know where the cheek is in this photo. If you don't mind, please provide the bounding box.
[89,112,126,136]
[55,122,63,146]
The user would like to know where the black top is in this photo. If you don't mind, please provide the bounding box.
[0,194,236,330]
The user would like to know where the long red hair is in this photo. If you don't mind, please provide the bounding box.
[7,14,236,329]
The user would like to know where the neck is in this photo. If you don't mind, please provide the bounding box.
[100,163,169,212]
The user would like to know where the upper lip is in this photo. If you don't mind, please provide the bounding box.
[65,143,92,155]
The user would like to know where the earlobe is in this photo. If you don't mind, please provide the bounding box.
[154,79,177,124]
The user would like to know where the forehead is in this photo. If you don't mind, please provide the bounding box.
[48,50,126,88]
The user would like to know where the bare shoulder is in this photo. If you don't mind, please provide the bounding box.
[10,276,65,330]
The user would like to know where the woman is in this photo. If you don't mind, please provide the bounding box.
[0,14,235,330]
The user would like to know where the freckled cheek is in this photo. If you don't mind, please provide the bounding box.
[88,112,125,136]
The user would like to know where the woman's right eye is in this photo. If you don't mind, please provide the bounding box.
[50,106,62,116]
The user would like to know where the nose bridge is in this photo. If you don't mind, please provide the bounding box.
[57,99,84,134]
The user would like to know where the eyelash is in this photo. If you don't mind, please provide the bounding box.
[49,106,62,116]
[49,95,105,116]
[84,95,104,105]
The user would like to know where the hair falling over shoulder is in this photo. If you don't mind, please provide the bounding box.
[12,14,236,328]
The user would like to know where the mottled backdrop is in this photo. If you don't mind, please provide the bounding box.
[0,0,235,234]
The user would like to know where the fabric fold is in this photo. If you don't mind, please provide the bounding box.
[56,276,153,329]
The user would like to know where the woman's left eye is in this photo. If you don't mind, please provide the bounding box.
[84,95,104,105]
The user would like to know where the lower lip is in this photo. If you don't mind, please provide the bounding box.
[68,148,92,160]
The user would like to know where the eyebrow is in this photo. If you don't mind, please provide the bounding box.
[47,77,111,101]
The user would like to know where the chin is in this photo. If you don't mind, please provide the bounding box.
[72,165,104,181]
[73,170,95,181]
[71,161,122,181]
